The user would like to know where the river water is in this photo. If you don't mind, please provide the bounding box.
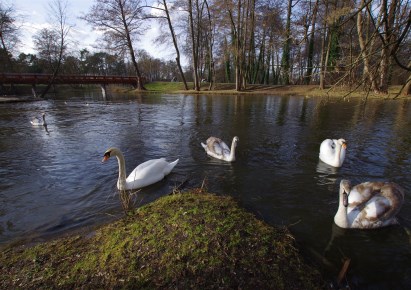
[0,92,410,288]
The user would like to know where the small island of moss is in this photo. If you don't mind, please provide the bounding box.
[0,191,326,289]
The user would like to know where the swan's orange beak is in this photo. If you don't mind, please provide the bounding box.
[342,143,347,149]
[102,153,110,163]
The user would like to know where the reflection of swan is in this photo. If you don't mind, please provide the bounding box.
[334,179,404,229]
[323,222,411,289]
[201,136,239,162]
[31,113,47,126]
[316,161,338,175]
[315,162,338,187]
[43,124,49,134]
[102,147,179,190]
[319,138,346,167]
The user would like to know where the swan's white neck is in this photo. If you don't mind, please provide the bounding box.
[334,191,349,228]
[228,139,237,161]
[334,144,345,167]
[113,151,127,190]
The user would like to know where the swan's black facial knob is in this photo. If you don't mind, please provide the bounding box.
[343,191,349,207]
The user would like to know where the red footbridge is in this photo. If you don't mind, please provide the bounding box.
[0,73,140,97]
[0,73,138,86]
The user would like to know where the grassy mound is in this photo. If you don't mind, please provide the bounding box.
[0,192,325,289]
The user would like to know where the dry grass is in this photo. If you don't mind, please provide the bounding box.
[118,82,408,100]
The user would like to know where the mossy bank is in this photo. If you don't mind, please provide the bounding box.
[0,192,326,289]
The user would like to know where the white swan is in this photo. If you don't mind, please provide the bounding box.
[30,113,47,126]
[319,138,346,167]
[102,147,179,190]
[334,179,404,229]
[201,136,239,162]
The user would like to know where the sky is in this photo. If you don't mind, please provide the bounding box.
[12,0,170,60]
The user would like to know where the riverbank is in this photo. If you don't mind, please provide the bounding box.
[134,82,408,99]
[1,82,408,102]
[0,191,327,289]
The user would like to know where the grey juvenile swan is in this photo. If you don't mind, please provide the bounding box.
[334,179,404,229]
[201,136,239,162]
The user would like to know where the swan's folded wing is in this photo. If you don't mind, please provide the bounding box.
[212,142,224,155]
[363,197,391,219]
[126,158,166,182]
[206,139,223,155]
[220,141,230,152]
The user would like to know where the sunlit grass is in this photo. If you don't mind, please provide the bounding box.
[144,81,188,92]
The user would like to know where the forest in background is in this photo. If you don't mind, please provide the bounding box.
[0,0,410,95]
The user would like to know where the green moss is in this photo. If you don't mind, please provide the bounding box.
[0,192,326,289]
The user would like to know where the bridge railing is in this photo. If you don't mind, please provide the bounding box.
[0,73,139,85]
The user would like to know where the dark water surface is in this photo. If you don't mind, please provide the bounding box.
[1,92,410,288]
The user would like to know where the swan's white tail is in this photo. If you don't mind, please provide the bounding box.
[165,159,179,175]
[201,142,207,150]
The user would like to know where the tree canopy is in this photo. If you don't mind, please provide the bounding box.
[2,0,410,94]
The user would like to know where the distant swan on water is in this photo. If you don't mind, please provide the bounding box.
[31,113,47,126]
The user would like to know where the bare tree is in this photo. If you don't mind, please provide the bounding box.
[33,28,60,70]
[203,0,215,90]
[281,0,292,85]
[356,0,411,94]
[82,0,147,90]
[303,0,319,85]
[34,0,72,98]
[187,0,201,91]
[0,2,21,71]
[150,0,188,89]
[372,0,411,93]
[223,0,250,91]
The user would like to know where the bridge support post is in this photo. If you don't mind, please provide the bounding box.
[100,84,107,100]
[31,84,38,98]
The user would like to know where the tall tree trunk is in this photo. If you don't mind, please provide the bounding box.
[281,0,292,85]
[225,0,242,91]
[357,0,379,93]
[40,0,70,98]
[319,0,329,89]
[119,0,145,90]
[304,0,319,85]
[378,0,397,93]
[188,0,200,91]
[162,0,188,90]
[204,0,215,90]
[39,33,64,98]
[235,0,242,90]
[224,36,231,82]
